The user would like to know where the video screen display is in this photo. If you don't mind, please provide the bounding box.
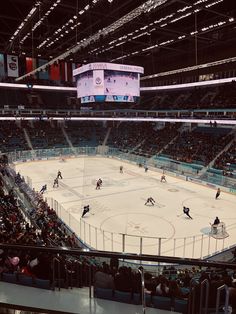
[76,70,93,98]
[74,63,143,103]
[81,95,137,103]
[104,70,139,97]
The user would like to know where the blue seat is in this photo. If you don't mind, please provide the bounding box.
[94,287,113,300]
[18,274,33,286]
[174,298,188,314]
[145,293,152,307]
[152,295,172,310]
[114,290,131,303]
[35,278,51,289]
[132,293,141,305]
[2,273,17,284]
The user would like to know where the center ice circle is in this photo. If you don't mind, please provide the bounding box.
[100,212,175,239]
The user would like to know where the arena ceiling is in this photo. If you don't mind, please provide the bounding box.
[1,0,236,77]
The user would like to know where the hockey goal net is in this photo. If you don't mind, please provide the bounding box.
[210,222,229,239]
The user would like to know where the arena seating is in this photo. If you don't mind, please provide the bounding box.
[0,121,235,176]
[1,81,236,111]
[213,141,236,175]
[1,238,236,311]
[0,121,28,152]
[139,83,236,110]
[162,127,234,166]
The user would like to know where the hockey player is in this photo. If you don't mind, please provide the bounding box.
[213,216,220,225]
[96,179,102,190]
[215,188,221,200]
[183,206,193,219]
[53,177,59,188]
[145,197,155,206]
[57,170,63,179]
[82,205,90,218]
[40,184,47,194]
[120,165,123,173]
[144,165,148,172]
[160,174,167,182]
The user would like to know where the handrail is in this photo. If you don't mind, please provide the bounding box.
[1,243,236,269]
[188,285,196,314]
[216,284,229,314]
[199,279,209,314]
[138,267,146,314]
[52,257,61,291]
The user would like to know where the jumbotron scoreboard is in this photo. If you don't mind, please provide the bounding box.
[73,62,144,103]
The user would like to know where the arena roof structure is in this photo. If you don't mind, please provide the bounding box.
[1,0,236,80]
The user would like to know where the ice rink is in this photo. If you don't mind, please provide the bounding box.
[15,156,236,259]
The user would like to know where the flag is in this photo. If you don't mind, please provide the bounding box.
[60,61,65,81]
[50,62,60,81]
[26,57,36,73]
[38,59,49,80]
[0,54,5,77]
[7,55,19,77]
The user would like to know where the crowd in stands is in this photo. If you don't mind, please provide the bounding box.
[139,82,236,110]
[214,140,236,175]
[107,122,180,158]
[107,122,154,151]
[0,120,235,174]
[0,164,79,249]
[0,121,28,152]
[0,86,76,110]
[1,80,236,111]
[1,76,75,87]
[135,123,180,157]
[162,127,234,166]
[0,121,104,152]
[94,261,236,309]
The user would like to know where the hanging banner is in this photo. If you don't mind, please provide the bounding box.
[60,61,66,81]
[7,55,19,77]
[0,54,5,77]
[26,57,36,73]
[61,61,73,82]
[72,63,81,82]
[72,63,76,82]
[38,59,49,80]
[50,62,60,81]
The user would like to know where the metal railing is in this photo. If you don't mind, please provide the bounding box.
[200,279,210,314]
[216,285,230,314]
[0,244,235,313]
[52,257,61,291]
[1,243,236,268]
[138,267,146,314]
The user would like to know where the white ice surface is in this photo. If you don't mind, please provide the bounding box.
[15,156,236,259]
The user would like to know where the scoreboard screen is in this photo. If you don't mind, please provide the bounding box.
[73,62,144,103]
